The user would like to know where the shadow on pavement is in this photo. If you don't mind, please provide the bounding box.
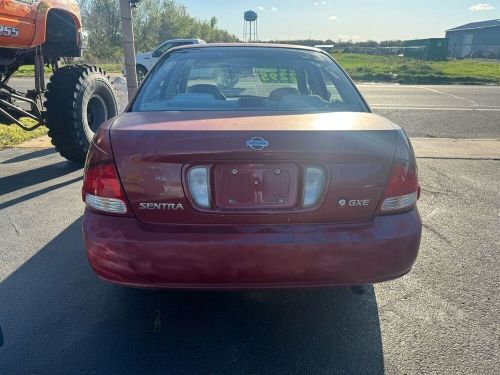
[0,161,81,196]
[0,148,57,165]
[0,176,82,210]
[0,219,384,374]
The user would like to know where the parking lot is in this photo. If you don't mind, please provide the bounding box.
[0,84,499,374]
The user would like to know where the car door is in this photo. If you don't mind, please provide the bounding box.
[0,0,35,48]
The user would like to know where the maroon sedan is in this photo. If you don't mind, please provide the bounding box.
[82,44,421,289]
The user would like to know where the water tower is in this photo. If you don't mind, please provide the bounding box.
[243,10,258,42]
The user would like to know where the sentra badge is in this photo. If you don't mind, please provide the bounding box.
[139,203,184,211]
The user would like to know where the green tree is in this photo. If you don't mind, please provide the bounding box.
[210,16,218,29]
[78,0,238,61]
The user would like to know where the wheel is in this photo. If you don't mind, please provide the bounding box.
[136,65,148,84]
[44,65,118,163]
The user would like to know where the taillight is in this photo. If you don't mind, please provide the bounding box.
[303,166,325,208]
[188,167,211,208]
[82,132,132,216]
[379,161,419,213]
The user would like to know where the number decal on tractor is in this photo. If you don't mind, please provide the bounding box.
[0,26,20,38]
[257,68,297,84]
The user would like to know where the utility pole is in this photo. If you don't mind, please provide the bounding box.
[120,0,138,101]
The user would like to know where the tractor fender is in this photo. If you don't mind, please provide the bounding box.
[30,1,82,48]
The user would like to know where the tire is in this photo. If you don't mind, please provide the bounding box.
[44,65,118,163]
[136,65,148,84]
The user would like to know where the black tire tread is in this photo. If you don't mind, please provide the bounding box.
[44,65,113,163]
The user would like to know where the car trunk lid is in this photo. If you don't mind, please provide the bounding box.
[110,111,398,224]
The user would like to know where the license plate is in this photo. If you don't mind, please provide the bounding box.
[214,163,299,209]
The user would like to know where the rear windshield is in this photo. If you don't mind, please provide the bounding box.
[132,47,368,113]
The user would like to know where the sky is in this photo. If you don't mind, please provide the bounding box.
[180,0,499,41]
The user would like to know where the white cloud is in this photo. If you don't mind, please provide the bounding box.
[328,15,338,21]
[271,6,278,11]
[469,3,495,11]
[257,6,264,11]
[314,1,328,5]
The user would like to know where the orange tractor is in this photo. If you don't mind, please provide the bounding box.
[0,0,118,162]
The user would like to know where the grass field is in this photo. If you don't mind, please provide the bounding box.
[333,53,500,84]
[0,120,48,147]
[13,63,122,77]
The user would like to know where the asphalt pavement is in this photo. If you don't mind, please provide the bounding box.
[0,83,499,374]
[361,84,500,139]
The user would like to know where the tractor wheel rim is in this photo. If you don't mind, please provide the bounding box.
[87,94,108,133]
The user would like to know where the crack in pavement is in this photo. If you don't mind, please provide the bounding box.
[6,213,21,236]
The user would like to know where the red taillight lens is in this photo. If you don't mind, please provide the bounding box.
[83,161,131,215]
[83,161,124,198]
[82,135,132,216]
[384,163,418,197]
[379,161,419,213]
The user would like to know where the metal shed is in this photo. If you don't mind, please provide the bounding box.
[446,19,500,58]
[404,38,449,60]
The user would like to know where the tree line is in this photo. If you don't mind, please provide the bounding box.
[77,0,238,63]
[267,39,405,48]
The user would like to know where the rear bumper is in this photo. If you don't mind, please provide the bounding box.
[82,209,421,289]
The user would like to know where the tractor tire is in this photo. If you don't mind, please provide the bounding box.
[44,65,118,163]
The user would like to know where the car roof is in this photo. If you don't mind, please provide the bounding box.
[161,39,205,44]
[169,43,325,54]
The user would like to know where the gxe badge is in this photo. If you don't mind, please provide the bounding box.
[246,137,269,151]
[338,198,370,207]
